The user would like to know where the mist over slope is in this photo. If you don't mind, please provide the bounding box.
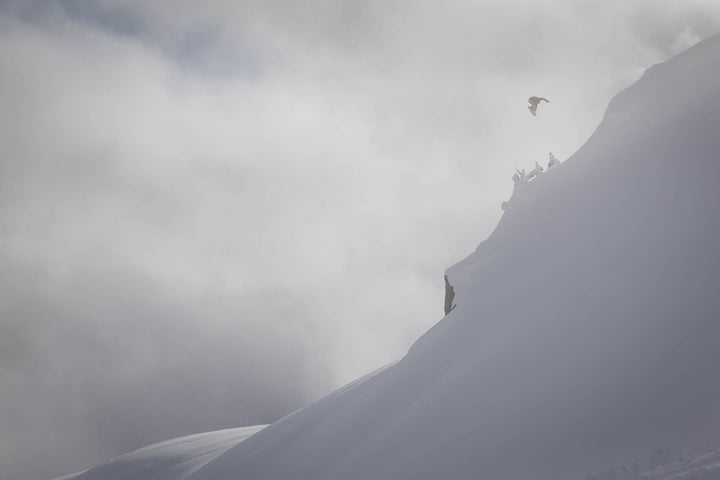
[184,32,720,480]
[60,32,720,480]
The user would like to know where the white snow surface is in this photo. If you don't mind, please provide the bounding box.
[60,33,720,480]
[53,425,265,480]
[585,445,720,480]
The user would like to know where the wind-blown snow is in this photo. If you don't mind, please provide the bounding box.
[54,425,265,480]
[55,32,720,480]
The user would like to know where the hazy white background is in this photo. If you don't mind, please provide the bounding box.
[1,1,720,479]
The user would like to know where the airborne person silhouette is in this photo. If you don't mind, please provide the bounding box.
[528,96,549,116]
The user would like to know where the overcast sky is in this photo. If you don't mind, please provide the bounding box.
[2,2,720,479]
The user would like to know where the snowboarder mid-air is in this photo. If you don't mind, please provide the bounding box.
[528,96,549,116]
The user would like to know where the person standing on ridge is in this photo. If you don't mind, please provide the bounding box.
[444,275,456,315]
[528,96,549,116]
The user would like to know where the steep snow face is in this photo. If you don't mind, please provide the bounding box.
[65,34,720,480]
[184,32,720,480]
[56,426,265,480]
[183,33,720,480]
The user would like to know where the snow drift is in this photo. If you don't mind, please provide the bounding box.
[57,426,265,480]
[55,33,720,480]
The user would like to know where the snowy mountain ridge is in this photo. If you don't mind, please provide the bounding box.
[54,433,720,480]
[50,32,720,480]
[57,426,265,480]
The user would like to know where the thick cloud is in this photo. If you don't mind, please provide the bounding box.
[0,256,328,480]
[1,2,720,480]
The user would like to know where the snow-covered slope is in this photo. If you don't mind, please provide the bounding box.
[63,33,720,480]
[185,33,720,480]
[54,425,265,480]
[585,445,720,480]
